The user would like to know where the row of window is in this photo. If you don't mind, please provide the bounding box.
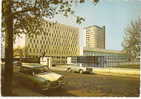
[27,47,79,56]
[43,21,78,33]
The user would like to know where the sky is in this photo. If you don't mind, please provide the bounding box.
[52,0,141,50]
[5,0,141,50]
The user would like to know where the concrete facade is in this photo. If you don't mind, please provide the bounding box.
[86,25,105,49]
[24,20,80,64]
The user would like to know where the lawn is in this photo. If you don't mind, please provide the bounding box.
[116,64,140,69]
[10,65,140,97]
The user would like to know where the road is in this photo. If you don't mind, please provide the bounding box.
[13,70,140,97]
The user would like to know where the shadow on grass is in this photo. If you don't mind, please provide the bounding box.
[42,88,76,96]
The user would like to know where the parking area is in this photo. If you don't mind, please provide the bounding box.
[13,69,140,96]
[50,65,140,78]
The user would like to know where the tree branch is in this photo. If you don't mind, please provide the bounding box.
[13,7,39,15]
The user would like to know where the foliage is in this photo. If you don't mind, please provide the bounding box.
[14,46,24,58]
[122,19,141,62]
[2,0,99,39]
[2,0,99,96]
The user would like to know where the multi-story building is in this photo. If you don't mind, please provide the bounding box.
[24,20,80,64]
[86,25,105,49]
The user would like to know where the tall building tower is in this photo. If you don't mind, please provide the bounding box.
[86,25,105,49]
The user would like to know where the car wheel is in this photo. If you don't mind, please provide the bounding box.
[79,69,83,74]
[66,68,71,72]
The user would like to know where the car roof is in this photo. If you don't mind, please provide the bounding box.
[22,63,46,69]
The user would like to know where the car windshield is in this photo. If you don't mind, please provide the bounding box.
[33,67,50,74]
[21,66,51,75]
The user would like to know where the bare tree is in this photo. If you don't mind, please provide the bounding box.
[122,19,141,62]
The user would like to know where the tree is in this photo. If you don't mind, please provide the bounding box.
[2,0,99,96]
[14,46,24,58]
[122,19,141,62]
[2,0,14,96]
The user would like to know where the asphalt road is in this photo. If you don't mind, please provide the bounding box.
[13,70,140,97]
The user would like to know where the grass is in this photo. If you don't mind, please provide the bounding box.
[54,71,140,97]
[11,67,140,96]
[116,64,140,69]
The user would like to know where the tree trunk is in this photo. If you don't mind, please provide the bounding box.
[2,0,14,96]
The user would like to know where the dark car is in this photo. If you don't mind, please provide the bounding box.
[16,63,64,91]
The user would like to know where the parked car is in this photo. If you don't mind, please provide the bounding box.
[66,63,93,74]
[16,63,64,91]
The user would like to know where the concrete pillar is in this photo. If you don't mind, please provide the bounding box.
[40,57,52,68]
[48,57,52,68]
[67,57,72,64]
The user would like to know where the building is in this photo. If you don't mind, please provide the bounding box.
[74,25,129,67]
[71,48,128,67]
[86,25,105,49]
[22,20,80,64]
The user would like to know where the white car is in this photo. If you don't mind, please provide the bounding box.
[66,64,93,74]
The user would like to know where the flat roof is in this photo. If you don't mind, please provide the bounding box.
[41,18,79,30]
[85,25,104,29]
[83,48,126,55]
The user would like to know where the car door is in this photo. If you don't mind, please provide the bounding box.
[18,67,39,88]
[72,65,79,72]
